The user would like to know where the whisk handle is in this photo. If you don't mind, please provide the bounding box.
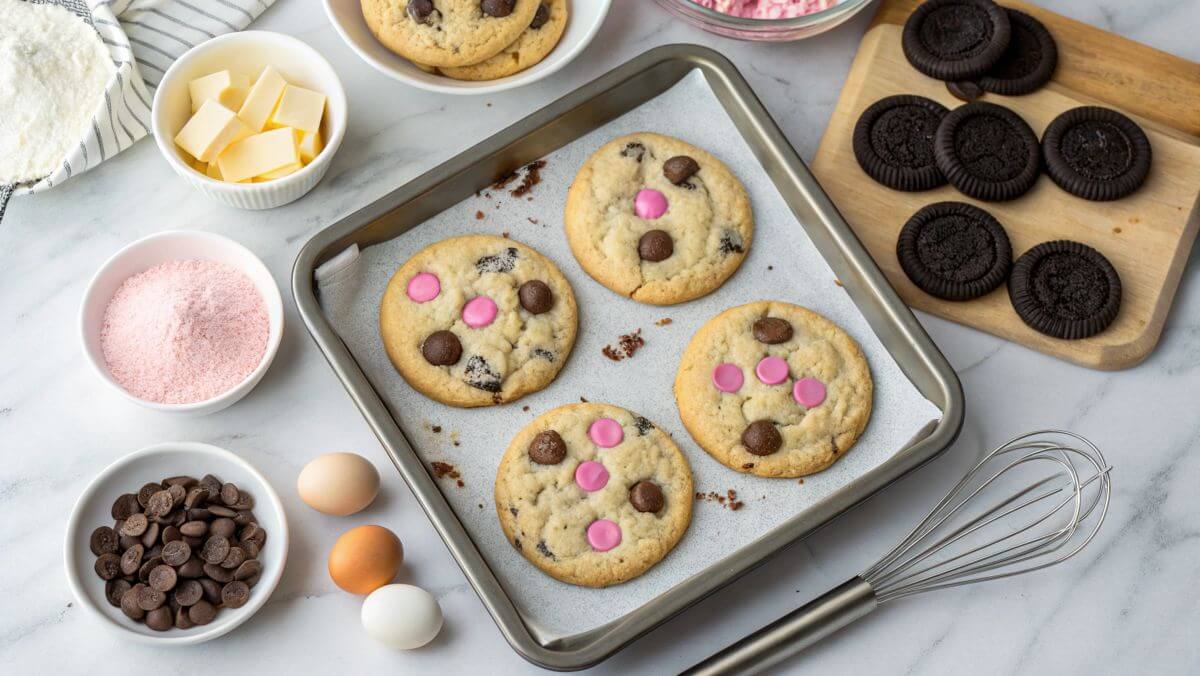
[681,576,878,676]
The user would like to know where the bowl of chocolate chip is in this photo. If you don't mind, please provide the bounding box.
[65,442,288,645]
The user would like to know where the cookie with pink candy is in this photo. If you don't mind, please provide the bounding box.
[380,234,578,407]
[675,301,874,478]
[494,403,693,587]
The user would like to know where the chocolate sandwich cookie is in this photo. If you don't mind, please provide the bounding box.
[1009,240,1122,339]
[1041,106,1152,201]
[902,0,1012,81]
[979,9,1057,96]
[853,95,949,191]
[935,101,1041,201]
[897,202,1012,300]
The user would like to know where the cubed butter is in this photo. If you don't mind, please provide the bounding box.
[219,86,249,112]
[238,66,287,132]
[254,162,302,181]
[269,85,326,134]
[205,160,223,180]
[298,130,323,163]
[189,71,234,113]
[217,127,300,182]
[174,99,252,163]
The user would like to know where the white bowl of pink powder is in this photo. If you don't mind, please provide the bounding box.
[80,231,284,416]
[653,0,877,41]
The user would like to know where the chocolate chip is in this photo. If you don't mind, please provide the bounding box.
[752,317,793,344]
[518,280,553,314]
[203,562,234,583]
[173,579,203,606]
[531,347,554,362]
[475,247,518,273]
[199,578,222,605]
[178,556,204,579]
[148,564,177,593]
[528,430,567,465]
[94,553,121,581]
[719,230,744,255]
[638,230,674,262]
[167,483,186,506]
[535,540,555,559]
[742,421,783,456]
[464,355,502,392]
[206,504,238,518]
[180,520,208,538]
[422,330,462,366]
[145,490,174,518]
[480,0,515,17]
[105,579,131,607]
[621,142,646,162]
[629,481,665,513]
[184,486,207,510]
[201,536,230,564]
[222,581,251,609]
[188,600,217,626]
[407,0,435,23]
[138,557,161,583]
[120,513,148,537]
[174,606,194,629]
[163,475,196,488]
[663,155,700,185]
[231,492,254,510]
[199,474,222,496]
[137,483,162,508]
[120,586,145,620]
[145,606,172,632]
[162,525,181,545]
[161,540,192,567]
[90,526,118,555]
[140,521,160,549]
[234,559,263,581]
[111,493,141,520]
[220,483,240,506]
[240,523,266,548]
[136,585,166,611]
[221,547,246,570]
[529,2,549,28]
[210,517,236,539]
[120,544,144,576]
[240,540,261,559]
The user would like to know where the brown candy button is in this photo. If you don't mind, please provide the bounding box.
[120,513,148,537]
[629,481,665,513]
[149,564,177,593]
[480,0,514,17]
[145,606,173,632]
[528,430,567,465]
[530,2,549,28]
[742,420,782,456]
[94,553,121,581]
[752,317,793,344]
[200,535,230,564]
[136,584,166,611]
[422,330,462,366]
[120,587,146,620]
[161,540,192,567]
[174,579,203,607]
[120,544,144,576]
[222,581,251,609]
[188,600,217,626]
[518,280,553,314]
[105,579,132,607]
[638,230,674,262]
[407,0,435,23]
[90,526,119,555]
[210,517,237,539]
[663,155,700,185]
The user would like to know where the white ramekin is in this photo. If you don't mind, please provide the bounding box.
[151,31,347,210]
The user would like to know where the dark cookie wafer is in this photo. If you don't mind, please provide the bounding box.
[935,101,1040,201]
[902,0,1011,81]
[1009,240,1122,339]
[979,9,1057,96]
[897,201,1012,300]
[853,95,949,191]
[1041,106,1152,201]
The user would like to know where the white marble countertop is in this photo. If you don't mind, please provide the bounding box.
[3,1,1198,673]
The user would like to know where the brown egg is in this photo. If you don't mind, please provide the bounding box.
[328,525,404,595]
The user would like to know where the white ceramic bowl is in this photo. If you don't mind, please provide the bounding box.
[79,230,284,417]
[151,31,348,210]
[65,442,289,646]
[324,0,611,95]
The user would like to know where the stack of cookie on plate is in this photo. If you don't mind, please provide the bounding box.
[361,0,569,81]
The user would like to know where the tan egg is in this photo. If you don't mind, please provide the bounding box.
[298,453,380,516]
[328,525,404,595]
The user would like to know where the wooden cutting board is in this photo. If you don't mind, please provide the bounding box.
[811,0,1200,370]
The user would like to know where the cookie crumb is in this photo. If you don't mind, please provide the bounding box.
[510,160,546,198]
[431,425,442,433]
[695,489,745,511]
[527,217,539,225]
[430,461,462,485]
[655,318,673,326]
[834,279,843,287]
[602,328,644,361]
[475,210,485,220]
[450,431,461,447]
[492,171,518,190]
[741,462,754,470]
[767,265,774,270]
[580,396,588,403]
[522,405,530,412]
[797,478,804,485]
[1113,227,1122,234]
[502,231,510,238]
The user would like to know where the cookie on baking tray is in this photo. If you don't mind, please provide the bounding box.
[436,0,567,81]
[674,301,873,478]
[934,101,1041,202]
[902,0,1012,82]
[564,132,754,305]
[852,94,949,192]
[361,0,540,69]
[495,403,693,587]
[380,234,578,407]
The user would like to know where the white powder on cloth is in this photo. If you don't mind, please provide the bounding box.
[0,0,114,184]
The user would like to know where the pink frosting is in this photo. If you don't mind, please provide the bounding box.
[690,0,837,19]
[462,296,498,328]
[711,363,744,393]
[588,418,624,448]
[575,461,610,491]
[634,188,668,219]
[587,519,622,552]
[406,272,440,302]
[755,356,790,385]
[793,378,827,407]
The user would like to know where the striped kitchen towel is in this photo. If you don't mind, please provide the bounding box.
[2,0,275,220]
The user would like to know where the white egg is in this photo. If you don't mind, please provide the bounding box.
[361,584,443,650]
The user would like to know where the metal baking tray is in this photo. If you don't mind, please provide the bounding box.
[292,44,963,670]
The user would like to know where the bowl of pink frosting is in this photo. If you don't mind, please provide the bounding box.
[653,0,877,41]
[80,231,284,417]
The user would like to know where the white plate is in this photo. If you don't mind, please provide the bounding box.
[323,0,611,95]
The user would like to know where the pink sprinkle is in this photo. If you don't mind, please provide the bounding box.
[711,363,744,393]
[587,519,621,552]
[406,272,440,302]
[100,260,269,405]
[756,356,789,385]
[575,461,610,491]
[462,296,498,328]
[588,418,624,447]
[793,378,827,407]
[634,188,668,219]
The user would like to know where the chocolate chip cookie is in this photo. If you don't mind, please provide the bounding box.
[380,235,578,407]
[436,0,567,81]
[361,0,541,69]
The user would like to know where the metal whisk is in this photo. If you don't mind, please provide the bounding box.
[684,430,1112,676]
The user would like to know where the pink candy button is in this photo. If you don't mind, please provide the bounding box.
[588,418,624,448]
[755,356,790,385]
[793,378,827,407]
[406,272,440,302]
[711,363,744,393]
[462,296,498,328]
[634,188,668,219]
[587,519,622,552]
[575,461,609,492]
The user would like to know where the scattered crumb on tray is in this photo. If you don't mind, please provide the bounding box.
[432,425,442,433]
[580,396,588,403]
[834,279,843,287]
[431,461,465,488]
[602,329,644,361]
[767,265,774,271]
[522,405,530,412]
[527,217,539,225]
[695,489,744,511]
[655,318,673,327]
[475,210,485,220]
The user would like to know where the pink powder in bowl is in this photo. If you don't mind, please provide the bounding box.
[100,260,270,405]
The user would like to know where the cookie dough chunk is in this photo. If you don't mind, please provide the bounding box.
[438,0,567,81]
[380,235,577,407]
[674,301,873,478]
[564,132,754,305]
[361,0,540,69]
[495,403,693,587]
